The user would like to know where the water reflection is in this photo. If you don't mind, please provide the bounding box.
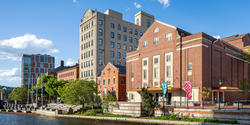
[0,113,167,125]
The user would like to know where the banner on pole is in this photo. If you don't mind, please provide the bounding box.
[184,81,192,99]
[161,82,168,98]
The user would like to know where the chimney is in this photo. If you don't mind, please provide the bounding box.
[60,60,64,67]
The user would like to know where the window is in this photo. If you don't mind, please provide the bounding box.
[154,57,159,64]
[98,59,103,65]
[123,27,127,32]
[108,78,111,85]
[98,49,102,53]
[103,79,105,85]
[129,28,133,34]
[129,46,133,52]
[166,55,171,62]
[117,52,121,59]
[143,60,147,66]
[91,40,93,46]
[98,39,103,45]
[110,23,115,29]
[154,68,159,78]
[134,38,138,44]
[117,43,121,49]
[129,37,133,43]
[131,72,134,79]
[117,34,121,40]
[117,61,121,65]
[188,62,192,71]
[140,32,143,36]
[111,32,114,38]
[118,24,121,30]
[136,18,139,25]
[123,35,127,41]
[135,29,138,35]
[91,49,93,56]
[110,51,115,58]
[110,41,114,48]
[166,33,172,41]
[154,28,159,33]
[113,78,116,84]
[143,69,147,79]
[111,60,114,64]
[98,20,103,25]
[154,37,159,45]
[123,53,126,59]
[123,44,127,50]
[143,41,148,48]
[166,66,171,77]
[98,29,103,36]
[147,19,151,28]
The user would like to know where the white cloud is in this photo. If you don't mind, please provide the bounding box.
[66,58,76,66]
[0,68,21,87]
[0,34,59,61]
[134,2,142,9]
[158,0,170,8]
[72,0,77,3]
[213,35,221,39]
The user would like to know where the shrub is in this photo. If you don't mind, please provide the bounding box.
[82,109,98,116]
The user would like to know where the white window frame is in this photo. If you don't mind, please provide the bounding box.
[153,55,160,88]
[142,57,148,88]
[166,33,172,41]
[154,37,159,45]
[165,52,173,87]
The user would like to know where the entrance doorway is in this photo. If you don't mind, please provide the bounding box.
[167,93,172,105]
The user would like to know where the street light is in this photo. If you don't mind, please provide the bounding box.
[218,79,222,110]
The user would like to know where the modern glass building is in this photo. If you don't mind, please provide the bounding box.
[21,54,55,88]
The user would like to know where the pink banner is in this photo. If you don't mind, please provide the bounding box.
[184,81,192,99]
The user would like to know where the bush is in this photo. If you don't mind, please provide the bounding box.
[82,109,97,116]
[102,113,131,117]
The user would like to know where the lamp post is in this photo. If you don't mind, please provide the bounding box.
[218,79,222,110]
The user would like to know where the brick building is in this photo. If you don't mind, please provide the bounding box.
[223,33,250,52]
[97,63,126,101]
[126,21,250,105]
[57,64,79,82]
[21,54,55,88]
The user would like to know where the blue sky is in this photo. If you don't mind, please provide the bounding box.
[0,0,249,87]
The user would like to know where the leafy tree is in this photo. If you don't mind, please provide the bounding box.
[239,78,250,99]
[58,80,97,110]
[140,88,159,116]
[202,87,211,100]
[201,87,211,108]
[8,87,28,104]
[102,93,116,111]
[33,75,67,101]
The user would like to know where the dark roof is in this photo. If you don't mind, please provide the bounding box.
[50,66,69,73]
[113,65,126,74]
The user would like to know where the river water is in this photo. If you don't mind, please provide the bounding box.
[0,113,165,125]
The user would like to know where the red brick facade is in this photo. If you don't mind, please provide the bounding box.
[57,64,79,82]
[126,21,250,104]
[97,63,126,101]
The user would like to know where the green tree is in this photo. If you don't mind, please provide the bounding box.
[201,87,211,108]
[33,75,67,101]
[239,78,250,99]
[102,93,116,111]
[58,80,97,110]
[140,88,159,116]
[8,87,28,104]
